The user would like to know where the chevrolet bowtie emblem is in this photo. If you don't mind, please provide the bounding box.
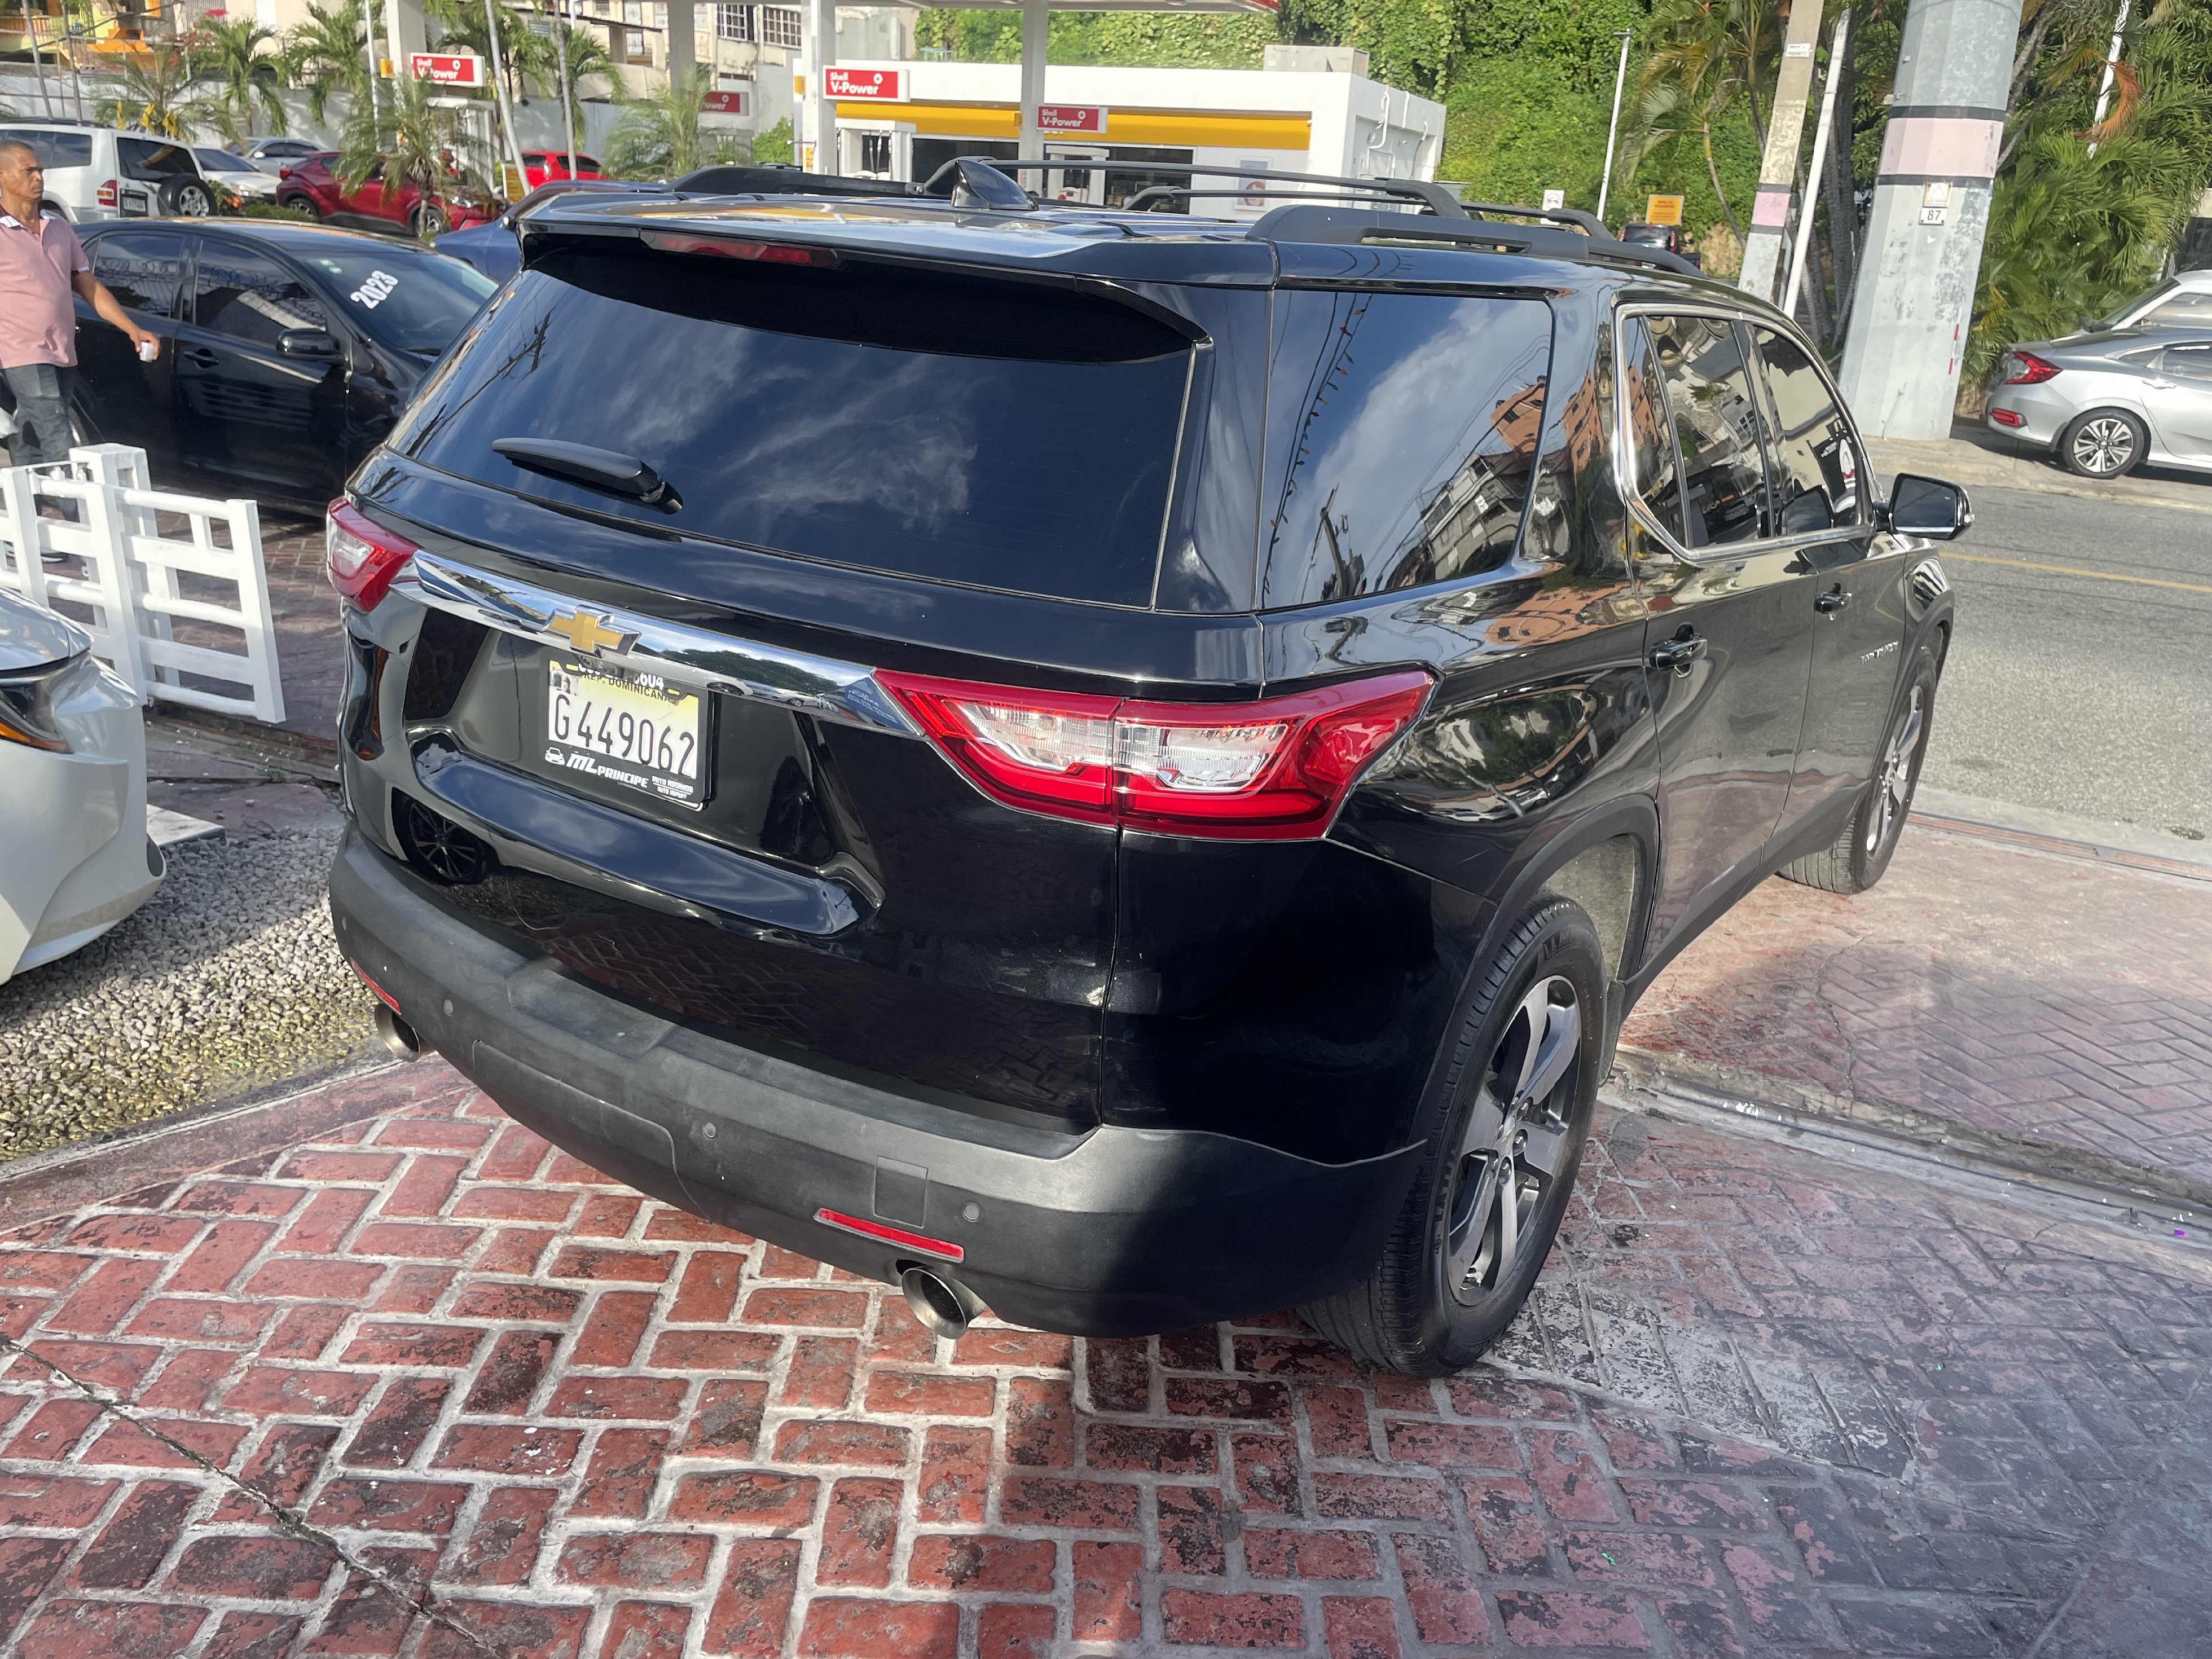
[549,609,637,657]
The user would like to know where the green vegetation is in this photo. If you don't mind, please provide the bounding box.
[915,11,1274,70]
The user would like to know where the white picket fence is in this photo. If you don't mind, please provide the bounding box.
[0,445,285,724]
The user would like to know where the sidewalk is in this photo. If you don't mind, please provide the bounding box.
[1621,808,2212,1200]
[1,1062,2206,1658]
[1863,425,2212,513]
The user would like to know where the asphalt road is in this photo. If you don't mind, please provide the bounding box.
[1920,482,2212,842]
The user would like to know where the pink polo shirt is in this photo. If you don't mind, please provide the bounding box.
[0,209,90,369]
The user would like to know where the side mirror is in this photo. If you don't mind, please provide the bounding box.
[279,328,341,362]
[1886,473,1972,540]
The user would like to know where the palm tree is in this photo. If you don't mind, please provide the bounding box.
[1622,0,1779,236]
[336,68,473,234]
[194,15,288,139]
[98,41,203,138]
[282,0,370,125]
[603,61,710,179]
[544,19,621,138]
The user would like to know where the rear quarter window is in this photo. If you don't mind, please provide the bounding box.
[393,241,1196,608]
[1259,291,1554,608]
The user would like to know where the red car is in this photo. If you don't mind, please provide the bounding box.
[275,152,500,238]
[522,151,601,188]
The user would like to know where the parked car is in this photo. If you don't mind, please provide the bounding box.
[0,120,218,219]
[1617,220,1701,269]
[276,152,500,238]
[433,178,669,282]
[323,169,1964,1373]
[240,136,325,175]
[2077,270,2212,333]
[3,219,497,512]
[1985,331,2212,477]
[194,146,282,205]
[521,151,601,187]
[0,591,162,984]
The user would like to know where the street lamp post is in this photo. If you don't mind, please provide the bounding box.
[1597,29,1631,226]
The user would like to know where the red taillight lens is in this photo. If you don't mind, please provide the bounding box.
[876,669,1432,840]
[1989,408,2023,428]
[97,178,117,206]
[641,230,838,267]
[2004,351,2060,385]
[326,499,417,611]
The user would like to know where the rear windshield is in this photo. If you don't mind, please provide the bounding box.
[393,241,1195,606]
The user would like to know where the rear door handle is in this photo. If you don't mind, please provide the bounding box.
[181,345,219,368]
[1649,635,1707,675]
[1815,586,1850,613]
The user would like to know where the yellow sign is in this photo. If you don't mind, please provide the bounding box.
[501,162,526,201]
[1644,193,1685,227]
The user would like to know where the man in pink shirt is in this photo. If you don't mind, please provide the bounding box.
[0,138,159,473]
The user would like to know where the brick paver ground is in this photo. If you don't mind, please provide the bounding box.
[1622,826,2212,1190]
[2,1061,2206,1657]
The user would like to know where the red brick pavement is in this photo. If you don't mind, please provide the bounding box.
[1,1063,2207,1656]
[1623,826,2212,1190]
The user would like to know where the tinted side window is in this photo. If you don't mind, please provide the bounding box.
[194,246,328,345]
[1645,314,1768,548]
[1621,317,1685,544]
[90,232,186,317]
[1750,327,1862,534]
[0,129,93,168]
[117,138,199,181]
[1260,291,1551,608]
[2163,342,2212,382]
[2147,292,2212,327]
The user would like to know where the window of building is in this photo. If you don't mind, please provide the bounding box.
[715,3,752,40]
[761,5,800,46]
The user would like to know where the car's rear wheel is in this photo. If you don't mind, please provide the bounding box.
[412,203,447,239]
[1303,896,1604,1375]
[280,193,322,220]
[1780,647,1939,895]
[2060,408,2145,478]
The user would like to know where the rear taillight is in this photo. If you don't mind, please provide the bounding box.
[96,178,117,206]
[326,499,417,611]
[876,669,1432,840]
[1990,408,2023,428]
[642,229,838,267]
[2004,351,2060,385]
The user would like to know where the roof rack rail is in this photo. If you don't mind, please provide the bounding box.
[917,156,1468,220]
[1246,203,1702,279]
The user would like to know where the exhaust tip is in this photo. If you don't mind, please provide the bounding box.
[900,1265,985,1340]
[374,1003,426,1061]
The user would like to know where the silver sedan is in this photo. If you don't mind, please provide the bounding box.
[1984,331,2212,479]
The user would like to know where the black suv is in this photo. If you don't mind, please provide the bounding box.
[324,168,1965,1375]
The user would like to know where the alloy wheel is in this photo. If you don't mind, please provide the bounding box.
[179,185,213,216]
[1867,684,1924,854]
[2071,416,2135,475]
[1443,975,1582,1305]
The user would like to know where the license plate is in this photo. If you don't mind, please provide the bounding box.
[543,657,706,806]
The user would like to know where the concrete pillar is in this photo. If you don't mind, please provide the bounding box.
[806,0,834,169]
[386,0,427,79]
[1836,0,2021,439]
[666,0,694,85]
[1738,0,1825,302]
[1018,0,1047,160]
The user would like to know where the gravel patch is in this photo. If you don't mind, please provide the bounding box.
[0,825,376,1161]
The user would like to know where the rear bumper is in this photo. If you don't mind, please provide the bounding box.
[329,830,1421,1335]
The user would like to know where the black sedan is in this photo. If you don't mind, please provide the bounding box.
[17,219,496,513]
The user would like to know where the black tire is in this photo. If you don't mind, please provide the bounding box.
[412,203,447,239]
[1303,896,1606,1375]
[1781,648,1938,895]
[280,193,322,220]
[161,177,216,217]
[2059,407,2145,478]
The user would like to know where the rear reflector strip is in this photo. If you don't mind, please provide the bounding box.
[813,1208,965,1262]
[353,963,402,1013]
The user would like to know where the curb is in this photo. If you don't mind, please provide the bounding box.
[0,1057,473,1236]
[1908,785,2212,883]
[1613,1047,2212,1227]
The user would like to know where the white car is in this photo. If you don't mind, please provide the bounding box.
[0,119,219,220]
[0,591,162,984]
[194,146,282,205]
[2079,270,2212,333]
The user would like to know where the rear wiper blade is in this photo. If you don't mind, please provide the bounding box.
[492,437,682,511]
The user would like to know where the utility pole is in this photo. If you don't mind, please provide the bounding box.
[556,0,577,180]
[1018,0,1047,162]
[1784,10,1850,319]
[1837,0,2022,438]
[806,0,833,171]
[481,0,531,186]
[363,0,382,123]
[1740,0,1826,301]
[24,1,53,118]
[2087,0,2131,157]
[1597,29,1631,225]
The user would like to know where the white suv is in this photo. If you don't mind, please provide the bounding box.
[0,120,219,221]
